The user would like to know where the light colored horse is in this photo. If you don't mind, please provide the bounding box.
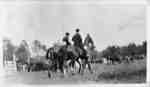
[84,45,97,62]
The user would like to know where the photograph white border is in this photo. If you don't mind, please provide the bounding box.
[0,1,149,87]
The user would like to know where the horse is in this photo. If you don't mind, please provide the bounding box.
[26,56,49,72]
[84,44,97,62]
[45,45,82,78]
[64,45,92,74]
[81,44,95,74]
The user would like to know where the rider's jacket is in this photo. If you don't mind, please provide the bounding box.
[62,36,71,46]
[72,33,88,57]
[72,33,83,49]
[84,35,94,47]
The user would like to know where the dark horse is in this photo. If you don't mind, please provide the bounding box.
[45,45,82,78]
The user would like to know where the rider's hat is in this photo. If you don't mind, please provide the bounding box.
[65,32,70,36]
[76,28,80,32]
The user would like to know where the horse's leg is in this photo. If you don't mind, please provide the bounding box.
[80,59,86,75]
[56,60,60,72]
[81,64,86,75]
[27,64,30,72]
[86,60,93,74]
[18,63,21,72]
[70,60,76,75]
[21,64,23,72]
[16,63,19,72]
[27,63,32,72]
[27,66,30,72]
[76,59,82,74]
[55,63,58,72]
[63,63,66,76]
[56,60,64,78]
[60,61,64,74]
[48,66,51,78]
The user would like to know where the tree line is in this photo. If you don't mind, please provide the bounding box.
[3,38,147,62]
[3,38,47,63]
[100,41,147,60]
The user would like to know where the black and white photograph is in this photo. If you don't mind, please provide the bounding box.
[0,1,148,86]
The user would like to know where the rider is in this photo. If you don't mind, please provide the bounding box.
[72,28,93,74]
[84,33,94,49]
[72,28,86,55]
[62,32,71,60]
[62,32,71,48]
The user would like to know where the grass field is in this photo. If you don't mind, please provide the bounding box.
[2,58,146,85]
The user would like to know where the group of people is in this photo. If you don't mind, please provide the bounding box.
[62,28,94,56]
[46,28,95,76]
[61,28,95,74]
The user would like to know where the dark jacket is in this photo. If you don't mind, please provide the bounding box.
[62,36,71,46]
[72,33,83,48]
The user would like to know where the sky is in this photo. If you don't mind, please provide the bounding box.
[0,3,146,51]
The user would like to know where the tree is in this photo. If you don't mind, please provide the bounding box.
[127,43,137,56]
[119,46,129,57]
[100,41,147,62]
[3,38,15,61]
[32,40,41,52]
[142,41,147,56]
[31,40,47,57]
[101,46,120,59]
[41,44,47,51]
[15,40,30,63]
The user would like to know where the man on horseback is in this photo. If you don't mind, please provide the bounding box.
[72,29,82,48]
[72,28,85,55]
[84,33,96,63]
[62,32,71,48]
[84,33,94,48]
[72,28,93,74]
